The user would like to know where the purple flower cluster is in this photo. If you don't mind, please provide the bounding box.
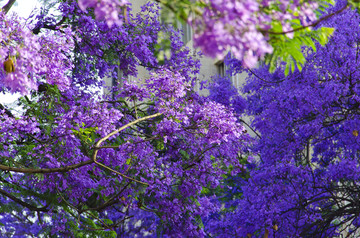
[209,2,360,237]
[57,1,200,91]
[208,75,246,114]
[74,0,320,68]
[0,13,72,94]
[191,0,318,67]
[78,0,129,27]
[0,2,250,237]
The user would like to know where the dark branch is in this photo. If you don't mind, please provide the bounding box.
[239,118,262,139]
[0,188,48,212]
[32,16,67,35]
[1,0,16,15]
[262,4,349,36]
[0,159,93,174]
[0,103,14,118]
[86,181,132,212]
[247,68,285,84]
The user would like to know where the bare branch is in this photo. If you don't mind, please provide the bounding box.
[0,159,93,174]
[1,0,16,15]
[94,112,162,147]
[239,118,262,139]
[92,113,162,186]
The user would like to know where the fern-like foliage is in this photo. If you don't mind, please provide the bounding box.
[266,23,335,76]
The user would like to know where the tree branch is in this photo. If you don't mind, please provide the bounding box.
[239,118,261,139]
[0,159,93,174]
[86,181,132,212]
[32,16,67,35]
[94,112,162,149]
[262,4,349,36]
[0,188,48,212]
[1,0,16,15]
[0,103,14,118]
[92,113,162,186]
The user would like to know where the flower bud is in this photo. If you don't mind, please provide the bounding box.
[353,130,359,137]
[3,58,15,73]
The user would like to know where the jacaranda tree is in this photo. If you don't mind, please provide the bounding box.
[77,0,338,72]
[206,0,360,237]
[0,0,353,237]
[0,0,252,237]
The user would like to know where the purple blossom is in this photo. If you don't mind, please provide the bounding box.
[191,0,318,67]
[211,3,360,237]
[78,0,129,27]
[0,2,250,236]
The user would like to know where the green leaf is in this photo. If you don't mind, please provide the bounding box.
[179,149,190,160]
[267,25,335,75]
[194,214,204,229]
[126,157,132,165]
[284,61,290,76]
[102,219,114,225]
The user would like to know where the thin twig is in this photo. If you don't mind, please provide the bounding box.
[239,118,261,139]
[262,4,348,36]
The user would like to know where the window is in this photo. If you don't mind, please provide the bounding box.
[216,61,225,77]
[181,22,192,44]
